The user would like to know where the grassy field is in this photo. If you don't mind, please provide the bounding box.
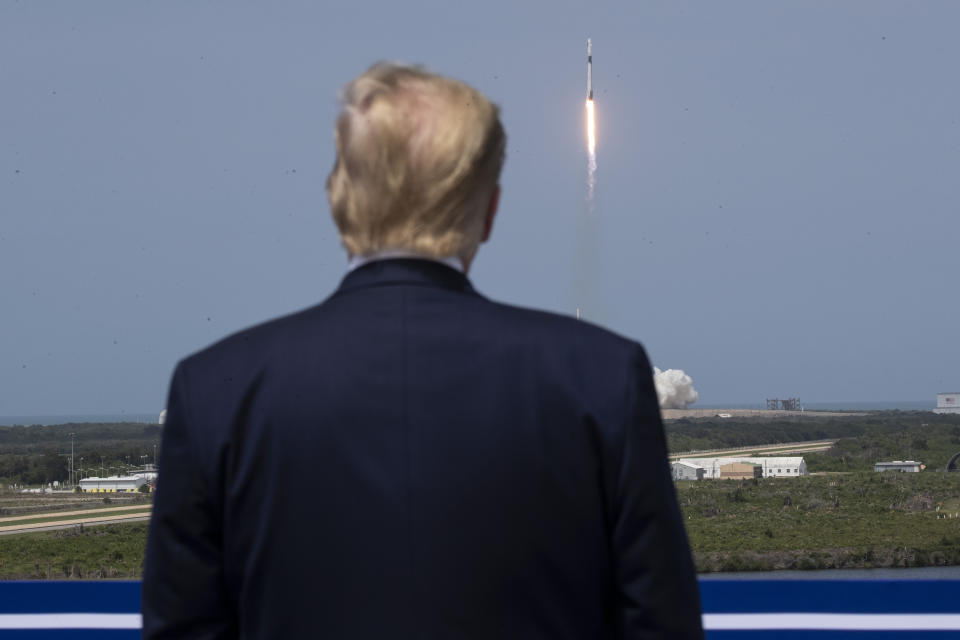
[680,472,960,572]
[1,473,958,579]
[0,522,148,579]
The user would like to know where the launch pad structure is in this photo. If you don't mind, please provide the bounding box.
[767,398,802,411]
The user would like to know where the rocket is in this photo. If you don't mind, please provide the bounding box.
[586,38,593,100]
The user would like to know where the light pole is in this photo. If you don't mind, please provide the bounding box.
[154,443,158,467]
[80,457,83,483]
[101,457,104,478]
[69,433,76,488]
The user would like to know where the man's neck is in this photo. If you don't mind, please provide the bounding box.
[347,249,465,273]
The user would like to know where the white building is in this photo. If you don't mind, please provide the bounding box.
[874,460,923,473]
[129,466,158,485]
[79,475,149,493]
[934,393,960,414]
[675,456,807,479]
[671,461,705,481]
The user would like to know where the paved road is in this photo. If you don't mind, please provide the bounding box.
[0,503,150,524]
[0,511,152,536]
[670,439,837,461]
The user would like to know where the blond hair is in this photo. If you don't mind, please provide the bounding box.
[326,63,506,258]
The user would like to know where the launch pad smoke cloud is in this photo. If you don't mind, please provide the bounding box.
[654,368,699,409]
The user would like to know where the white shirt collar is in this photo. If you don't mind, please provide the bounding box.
[347,249,464,273]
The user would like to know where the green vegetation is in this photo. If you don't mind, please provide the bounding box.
[666,412,960,571]
[679,472,960,572]
[0,522,148,579]
[806,423,960,473]
[0,422,161,485]
[0,415,957,578]
[4,473,959,579]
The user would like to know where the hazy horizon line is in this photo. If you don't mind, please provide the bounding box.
[0,400,941,426]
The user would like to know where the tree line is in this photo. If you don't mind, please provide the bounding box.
[0,422,161,486]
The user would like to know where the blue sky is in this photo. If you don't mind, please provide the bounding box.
[2,1,958,414]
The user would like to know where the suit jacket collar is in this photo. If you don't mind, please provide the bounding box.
[335,258,481,297]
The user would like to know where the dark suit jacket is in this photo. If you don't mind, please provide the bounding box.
[142,258,702,639]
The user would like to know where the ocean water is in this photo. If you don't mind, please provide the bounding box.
[696,401,934,412]
[0,414,159,426]
[799,401,933,411]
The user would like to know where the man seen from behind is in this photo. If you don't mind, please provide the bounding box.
[143,62,703,639]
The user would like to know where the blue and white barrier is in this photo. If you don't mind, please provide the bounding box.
[699,580,960,637]
[0,580,959,638]
[0,582,140,639]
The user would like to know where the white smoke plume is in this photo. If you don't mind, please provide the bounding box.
[587,151,596,205]
[653,367,699,409]
[585,99,597,207]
